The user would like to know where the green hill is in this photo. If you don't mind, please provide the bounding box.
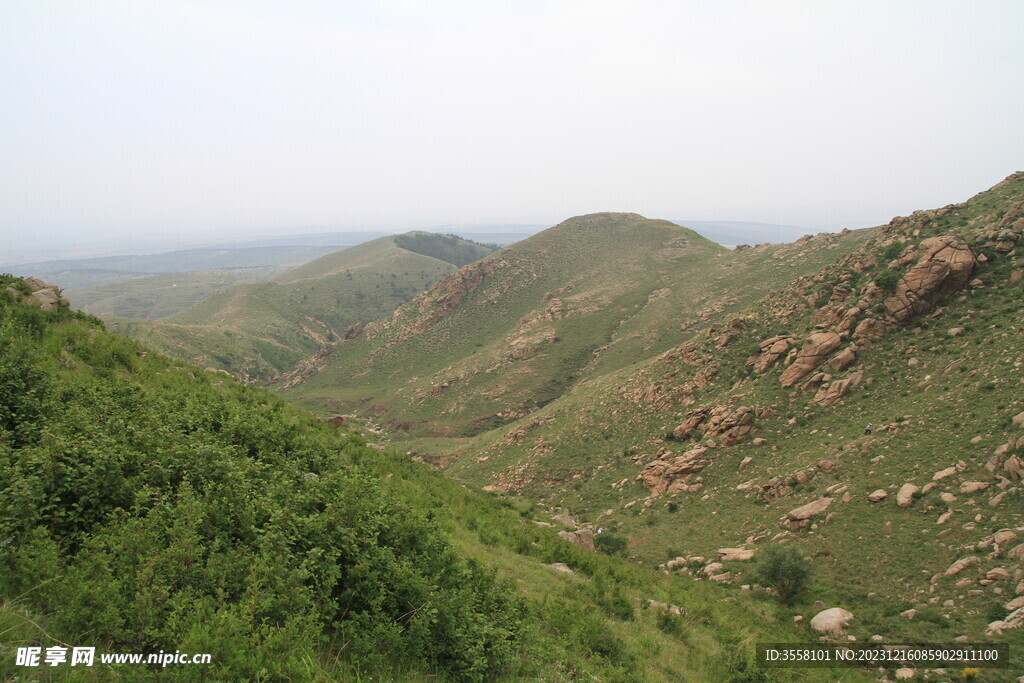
[107,232,495,383]
[0,276,868,681]
[283,177,1024,670]
[283,213,872,437]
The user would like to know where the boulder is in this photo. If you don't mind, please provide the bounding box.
[896,483,919,508]
[933,466,957,481]
[944,556,980,578]
[703,562,725,576]
[558,528,595,551]
[959,481,990,494]
[810,607,854,635]
[812,371,863,406]
[868,489,888,502]
[1005,455,1024,481]
[826,346,857,372]
[22,277,69,311]
[780,331,843,387]
[717,548,756,562]
[883,236,977,322]
[784,497,833,529]
[748,335,793,373]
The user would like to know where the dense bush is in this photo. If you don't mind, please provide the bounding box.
[756,545,811,603]
[0,290,527,679]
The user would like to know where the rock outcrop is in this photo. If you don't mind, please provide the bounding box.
[558,528,595,551]
[780,331,842,387]
[812,371,863,406]
[748,335,793,373]
[22,277,69,312]
[637,446,709,495]
[883,236,977,322]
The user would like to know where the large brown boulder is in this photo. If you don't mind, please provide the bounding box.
[780,331,842,387]
[883,236,977,323]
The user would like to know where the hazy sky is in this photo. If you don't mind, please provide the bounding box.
[2,0,1022,253]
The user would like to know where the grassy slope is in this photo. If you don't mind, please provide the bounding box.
[0,279,864,682]
[107,234,492,383]
[432,175,1024,672]
[285,179,1024,674]
[66,265,290,319]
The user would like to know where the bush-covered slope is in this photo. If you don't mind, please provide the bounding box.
[1,277,859,681]
[107,233,495,383]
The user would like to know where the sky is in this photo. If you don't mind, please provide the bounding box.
[2,0,1022,257]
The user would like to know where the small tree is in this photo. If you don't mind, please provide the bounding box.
[757,545,811,603]
[594,532,628,556]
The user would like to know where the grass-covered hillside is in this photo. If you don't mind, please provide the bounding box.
[0,276,868,681]
[284,213,872,438]
[421,174,1024,672]
[107,233,496,383]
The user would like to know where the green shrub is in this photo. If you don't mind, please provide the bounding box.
[875,268,903,292]
[756,545,811,603]
[594,532,628,556]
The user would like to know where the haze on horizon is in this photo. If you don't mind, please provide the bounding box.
[2,0,1022,257]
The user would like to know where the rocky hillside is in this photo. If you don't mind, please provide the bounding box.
[283,213,871,438]
[2,275,867,681]
[431,173,1024,669]
[108,232,495,383]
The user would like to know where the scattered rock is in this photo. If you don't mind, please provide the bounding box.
[960,481,990,494]
[868,489,888,502]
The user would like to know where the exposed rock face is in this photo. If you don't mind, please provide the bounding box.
[637,446,709,495]
[810,608,854,635]
[780,331,842,387]
[883,236,977,322]
[826,346,857,372]
[812,371,863,406]
[748,335,793,373]
[558,528,595,551]
[673,407,711,439]
[672,405,755,446]
[341,322,365,340]
[412,257,506,333]
[852,317,890,341]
